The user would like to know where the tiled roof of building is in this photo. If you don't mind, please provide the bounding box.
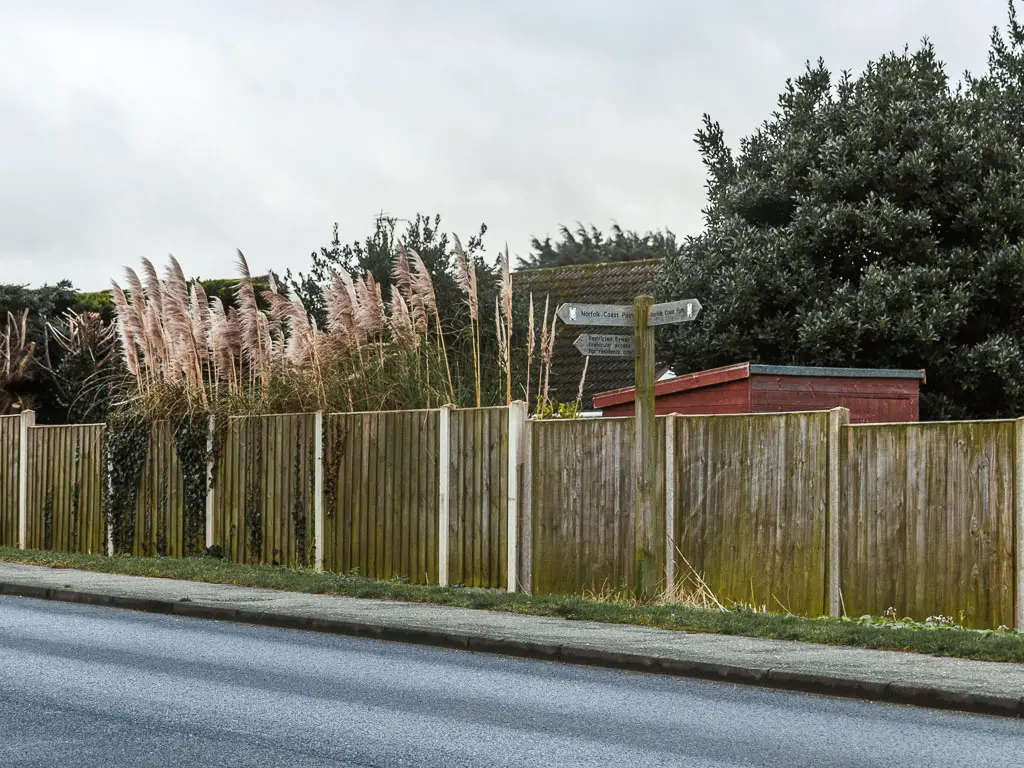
[512,259,665,408]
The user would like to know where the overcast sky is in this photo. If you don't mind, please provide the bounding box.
[0,0,1011,290]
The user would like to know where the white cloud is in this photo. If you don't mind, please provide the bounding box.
[0,0,1008,289]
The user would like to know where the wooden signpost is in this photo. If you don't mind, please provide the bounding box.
[557,296,701,598]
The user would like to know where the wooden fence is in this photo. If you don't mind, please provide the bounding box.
[528,417,663,595]
[132,421,189,558]
[24,423,106,554]
[673,412,831,616]
[214,413,317,568]
[323,409,440,583]
[0,415,20,548]
[2,405,1023,630]
[842,420,1017,629]
[448,407,510,589]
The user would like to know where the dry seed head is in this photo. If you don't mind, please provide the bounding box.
[324,270,358,348]
[141,257,164,317]
[453,233,479,321]
[388,290,418,350]
[500,245,512,324]
[495,296,508,372]
[393,242,413,301]
[539,295,551,364]
[408,249,437,317]
[109,281,140,376]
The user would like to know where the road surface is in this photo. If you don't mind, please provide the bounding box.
[0,596,1020,767]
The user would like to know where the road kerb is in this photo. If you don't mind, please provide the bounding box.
[1,579,1021,720]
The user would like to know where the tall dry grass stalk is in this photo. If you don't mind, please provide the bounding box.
[453,233,481,407]
[537,296,550,412]
[525,294,536,408]
[576,355,589,406]
[494,295,507,403]
[498,246,513,404]
[583,554,728,611]
[536,296,557,413]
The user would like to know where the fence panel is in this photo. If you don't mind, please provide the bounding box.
[449,407,508,589]
[530,417,664,596]
[842,421,1016,628]
[214,413,316,568]
[25,424,106,554]
[0,415,20,547]
[323,410,440,583]
[132,421,192,558]
[674,412,830,615]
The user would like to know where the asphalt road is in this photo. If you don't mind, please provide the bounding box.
[0,597,1020,767]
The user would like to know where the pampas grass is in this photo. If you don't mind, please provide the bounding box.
[110,237,552,420]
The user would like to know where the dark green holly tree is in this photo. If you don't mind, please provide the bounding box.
[659,3,1024,419]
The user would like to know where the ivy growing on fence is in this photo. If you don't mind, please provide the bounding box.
[174,416,210,555]
[244,420,264,563]
[323,417,346,517]
[42,489,53,550]
[105,416,149,554]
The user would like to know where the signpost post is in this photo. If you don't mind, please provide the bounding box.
[632,296,657,599]
[557,296,701,599]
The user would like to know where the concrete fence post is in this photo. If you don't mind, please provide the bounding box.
[828,407,850,618]
[506,401,527,593]
[17,410,34,551]
[438,405,452,587]
[205,415,216,550]
[314,411,325,572]
[664,414,677,600]
[1016,418,1024,631]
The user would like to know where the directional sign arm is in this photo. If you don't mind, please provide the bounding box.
[573,333,634,358]
[556,303,634,327]
[648,299,702,326]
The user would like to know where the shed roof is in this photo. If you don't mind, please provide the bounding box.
[512,259,664,404]
[592,361,927,409]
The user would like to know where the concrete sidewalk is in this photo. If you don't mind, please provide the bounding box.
[0,562,1021,718]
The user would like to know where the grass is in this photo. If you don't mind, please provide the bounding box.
[1,546,1022,664]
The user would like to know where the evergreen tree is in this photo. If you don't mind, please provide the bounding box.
[519,223,678,269]
[659,3,1024,419]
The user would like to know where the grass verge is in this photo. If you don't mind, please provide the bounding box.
[1,547,1022,664]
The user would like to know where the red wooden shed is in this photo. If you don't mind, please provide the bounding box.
[592,362,925,423]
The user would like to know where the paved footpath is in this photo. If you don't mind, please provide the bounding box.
[0,562,1021,718]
